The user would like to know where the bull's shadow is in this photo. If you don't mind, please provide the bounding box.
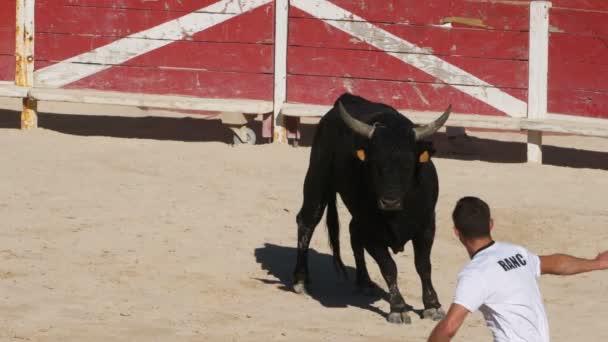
[255,243,406,319]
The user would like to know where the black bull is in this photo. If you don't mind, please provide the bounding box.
[292,93,451,324]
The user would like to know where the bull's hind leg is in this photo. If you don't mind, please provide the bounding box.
[293,160,330,295]
[293,205,325,295]
[365,244,413,324]
[293,122,333,295]
[413,219,445,321]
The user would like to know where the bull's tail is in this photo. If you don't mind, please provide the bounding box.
[326,191,347,278]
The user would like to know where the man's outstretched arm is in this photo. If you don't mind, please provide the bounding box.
[428,304,470,342]
[540,250,608,275]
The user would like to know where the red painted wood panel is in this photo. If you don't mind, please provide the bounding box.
[288,46,528,89]
[0,1,15,81]
[37,35,272,74]
[290,1,530,31]
[287,3,527,117]
[549,34,608,65]
[289,17,529,60]
[36,5,273,63]
[0,56,14,82]
[549,89,608,118]
[551,8,608,37]
[34,1,274,101]
[0,30,13,56]
[287,74,526,116]
[548,7,608,117]
[551,0,608,11]
[37,1,273,39]
[549,62,608,93]
[66,66,273,100]
[61,0,236,12]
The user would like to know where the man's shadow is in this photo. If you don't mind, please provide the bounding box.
[254,243,424,320]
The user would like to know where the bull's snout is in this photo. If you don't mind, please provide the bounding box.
[378,197,402,211]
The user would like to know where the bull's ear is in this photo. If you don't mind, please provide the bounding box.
[356,149,366,161]
[418,150,430,163]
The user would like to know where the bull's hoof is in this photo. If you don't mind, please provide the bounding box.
[387,311,412,325]
[422,307,445,321]
[293,281,309,295]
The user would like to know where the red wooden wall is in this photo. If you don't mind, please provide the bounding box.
[287,0,608,119]
[287,0,530,116]
[0,1,15,81]
[548,1,608,118]
[34,0,275,101]
[2,0,607,120]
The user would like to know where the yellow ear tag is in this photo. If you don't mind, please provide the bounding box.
[356,149,366,161]
[419,150,430,163]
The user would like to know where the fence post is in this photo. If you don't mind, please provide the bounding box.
[16,0,36,129]
[527,1,551,163]
[273,0,288,143]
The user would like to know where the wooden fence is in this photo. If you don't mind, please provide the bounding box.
[1,0,607,163]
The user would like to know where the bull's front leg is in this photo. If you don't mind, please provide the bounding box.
[365,244,413,324]
[349,219,381,295]
[413,220,445,321]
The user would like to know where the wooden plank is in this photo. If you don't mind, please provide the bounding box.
[281,102,521,129]
[549,34,608,65]
[286,74,527,116]
[60,0,244,13]
[0,55,14,82]
[548,89,608,119]
[522,118,608,138]
[527,1,550,164]
[289,17,529,60]
[288,46,528,89]
[36,1,183,37]
[550,0,608,11]
[290,0,530,31]
[15,0,35,87]
[16,0,36,130]
[280,104,608,138]
[551,7,608,37]
[0,30,14,55]
[290,0,528,117]
[273,0,288,143]
[0,8,15,80]
[44,64,274,101]
[37,35,273,73]
[0,1,15,29]
[0,81,29,98]
[29,87,273,114]
[34,0,273,88]
[549,61,608,93]
[36,1,274,38]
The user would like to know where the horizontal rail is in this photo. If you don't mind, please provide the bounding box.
[28,88,273,115]
[281,102,608,137]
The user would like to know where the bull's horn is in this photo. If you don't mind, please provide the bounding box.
[413,105,452,141]
[338,101,376,139]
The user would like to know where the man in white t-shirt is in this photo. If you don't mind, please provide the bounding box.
[428,196,608,342]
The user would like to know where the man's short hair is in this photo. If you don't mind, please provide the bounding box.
[452,196,491,239]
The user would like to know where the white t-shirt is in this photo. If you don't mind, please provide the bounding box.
[454,241,550,342]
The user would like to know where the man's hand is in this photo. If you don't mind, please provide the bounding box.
[428,304,469,342]
[595,250,608,269]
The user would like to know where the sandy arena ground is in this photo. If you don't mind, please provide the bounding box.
[1,102,607,341]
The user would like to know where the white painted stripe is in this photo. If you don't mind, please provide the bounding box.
[527,1,551,163]
[273,0,289,143]
[34,0,272,88]
[291,0,528,117]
